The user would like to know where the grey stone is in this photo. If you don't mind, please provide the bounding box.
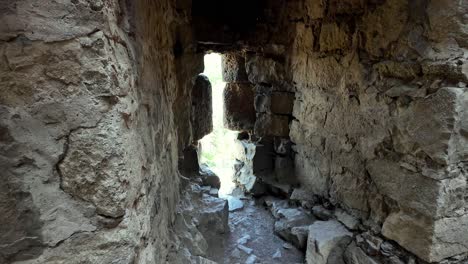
[382,210,468,263]
[197,194,229,235]
[273,249,282,259]
[305,220,353,264]
[226,195,244,212]
[335,209,359,230]
[231,248,242,259]
[192,256,218,264]
[274,208,315,248]
[209,188,219,197]
[238,244,253,254]
[312,206,333,220]
[344,242,379,264]
[245,254,257,264]
[361,232,383,256]
[283,243,294,249]
[396,87,468,165]
[237,234,251,245]
[290,226,310,250]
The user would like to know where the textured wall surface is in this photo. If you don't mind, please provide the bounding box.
[211,0,468,262]
[291,0,468,262]
[285,0,468,262]
[0,0,203,263]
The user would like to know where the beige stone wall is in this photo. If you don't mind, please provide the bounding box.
[0,0,203,263]
[286,0,468,262]
[215,0,468,262]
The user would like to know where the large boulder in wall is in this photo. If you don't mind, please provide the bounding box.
[192,74,213,141]
[221,53,249,83]
[224,83,255,130]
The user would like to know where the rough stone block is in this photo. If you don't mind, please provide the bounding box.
[304,0,326,19]
[335,209,359,230]
[270,92,295,114]
[344,242,379,264]
[382,210,468,262]
[319,22,350,52]
[396,87,468,165]
[426,0,468,47]
[59,116,129,218]
[254,113,289,137]
[197,194,229,235]
[306,220,352,264]
[274,208,315,249]
[245,55,285,85]
[221,53,248,82]
[191,74,213,141]
[367,159,466,218]
[358,0,408,57]
[291,226,310,250]
[224,83,256,130]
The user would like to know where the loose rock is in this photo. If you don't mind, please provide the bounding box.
[238,244,254,254]
[306,220,353,264]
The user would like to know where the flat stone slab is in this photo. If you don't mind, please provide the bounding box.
[225,195,244,212]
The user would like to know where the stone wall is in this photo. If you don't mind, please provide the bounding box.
[205,0,468,262]
[287,0,468,262]
[0,0,203,263]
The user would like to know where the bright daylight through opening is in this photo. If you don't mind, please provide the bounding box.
[199,53,238,196]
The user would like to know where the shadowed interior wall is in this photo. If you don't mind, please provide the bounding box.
[201,0,468,262]
[0,0,203,263]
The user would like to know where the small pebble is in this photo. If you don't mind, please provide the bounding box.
[245,254,257,264]
[237,235,251,245]
[273,249,282,259]
[283,242,293,249]
[238,244,253,254]
[231,249,241,259]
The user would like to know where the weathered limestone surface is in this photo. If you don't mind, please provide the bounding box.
[0,0,203,263]
[305,220,352,264]
[212,0,468,262]
[284,1,468,262]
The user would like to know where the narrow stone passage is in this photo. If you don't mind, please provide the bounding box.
[2,1,468,263]
[207,196,304,264]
